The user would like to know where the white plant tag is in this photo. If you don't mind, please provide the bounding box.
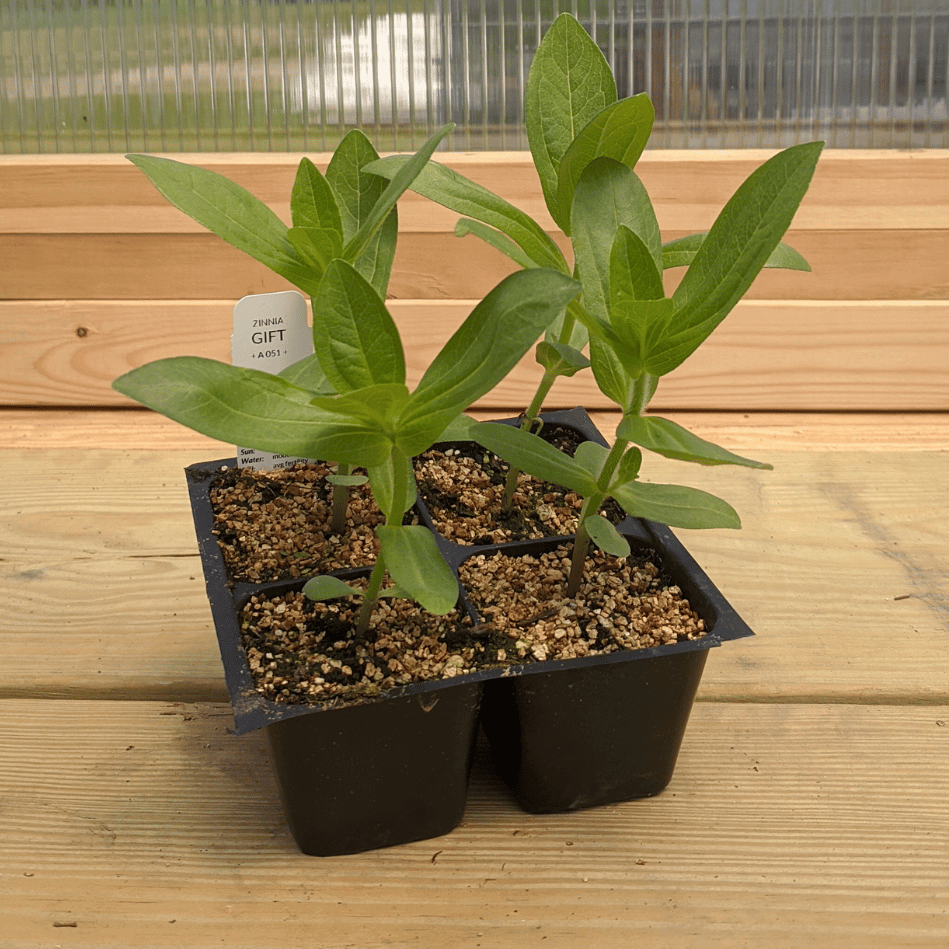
[231,290,313,470]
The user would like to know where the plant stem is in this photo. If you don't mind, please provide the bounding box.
[502,302,583,509]
[629,373,659,416]
[565,437,630,598]
[329,462,351,534]
[566,496,597,597]
[354,555,387,640]
[501,380,552,508]
[352,448,409,639]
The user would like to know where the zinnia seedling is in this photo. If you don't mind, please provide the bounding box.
[116,259,580,635]
[115,119,585,634]
[367,13,822,516]
[125,123,453,533]
[368,13,822,591]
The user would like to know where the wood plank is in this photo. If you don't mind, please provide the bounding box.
[3,228,947,302]
[0,700,946,948]
[2,150,946,231]
[3,299,947,411]
[1,448,947,703]
[5,407,949,452]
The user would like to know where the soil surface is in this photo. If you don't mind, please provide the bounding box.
[207,428,623,581]
[415,427,626,545]
[209,432,707,710]
[208,461,385,582]
[240,544,706,708]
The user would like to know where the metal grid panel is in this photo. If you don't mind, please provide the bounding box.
[1,0,947,152]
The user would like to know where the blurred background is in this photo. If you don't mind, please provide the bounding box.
[2,0,946,153]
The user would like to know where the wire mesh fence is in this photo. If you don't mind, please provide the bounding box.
[2,0,947,153]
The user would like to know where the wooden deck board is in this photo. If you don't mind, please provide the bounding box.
[2,143,947,945]
[1,700,946,948]
[4,408,949,451]
[4,229,947,303]
[2,443,946,704]
[4,299,949,411]
[3,150,946,231]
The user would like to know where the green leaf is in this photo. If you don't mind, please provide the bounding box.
[584,514,631,557]
[353,210,398,297]
[344,123,454,262]
[473,422,599,497]
[588,335,637,411]
[606,225,672,377]
[610,224,665,302]
[277,352,336,396]
[615,445,644,486]
[662,141,824,374]
[525,13,617,230]
[573,439,610,483]
[617,415,773,469]
[367,451,417,521]
[455,218,538,270]
[377,525,459,615]
[126,154,319,296]
[571,158,662,324]
[435,413,478,443]
[326,473,369,487]
[311,383,410,432]
[287,225,341,272]
[556,93,655,234]
[397,269,580,455]
[303,575,360,602]
[365,157,568,272]
[610,299,676,377]
[326,130,397,295]
[290,157,343,251]
[326,131,384,243]
[112,356,391,466]
[662,233,812,272]
[378,585,414,600]
[311,260,406,392]
[761,240,812,271]
[536,340,590,379]
[612,480,742,530]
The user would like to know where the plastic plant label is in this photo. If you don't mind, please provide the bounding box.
[231,290,314,470]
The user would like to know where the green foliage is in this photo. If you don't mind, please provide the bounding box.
[474,421,740,535]
[367,14,819,455]
[366,13,822,594]
[127,124,452,301]
[312,259,406,392]
[115,244,579,630]
[555,94,654,236]
[126,153,325,297]
[525,11,617,231]
[111,356,393,467]
[115,12,824,630]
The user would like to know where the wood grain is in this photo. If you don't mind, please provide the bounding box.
[3,151,947,304]
[0,700,946,948]
[2,447,947,704]
[2,150,946,231]
[5,408,949,452]
[3,147,948,947]
[4,228,947,301]
[4,299,948,411]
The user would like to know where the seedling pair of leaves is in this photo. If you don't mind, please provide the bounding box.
[368,13,822,559]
